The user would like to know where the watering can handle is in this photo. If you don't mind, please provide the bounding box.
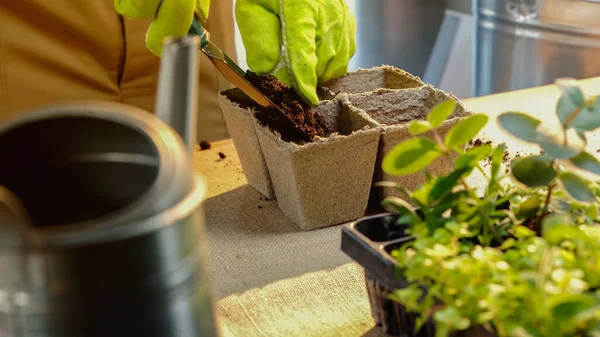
[154,36,201,151]
[0,186,32,247]
[0,186,33,334]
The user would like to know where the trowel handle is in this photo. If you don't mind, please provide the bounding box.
[189,15,210,48]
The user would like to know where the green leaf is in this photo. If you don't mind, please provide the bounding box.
[490,143,506,181]
[430,167,472,201]
[382,138,442,176]
[587,204,598,218]
[576,129,587,145]
[542,214,590,245]
[574,304,600,324]
[513,225,536,239]
[428,100,457,127]
[550,294,596,326]
[536,128,585,159]
[389,285,423,312]
[564,86,586,107]
[433,306,471,331]
[569,151,600,176]
[568,106,600,133]
[510,156,557,187]
[409,120,433,135]
[455,144,493,169]
[382,197,420,221]
[542,213,575,228]
[499,238,516,250]
[425,243,454,258]
[396,214,415,225]
[497,112,541,143]
[512,327,540,337]
[444,114,489,149]
[559,172,596,202]
[557,86,586,125]
[516,196,542,219]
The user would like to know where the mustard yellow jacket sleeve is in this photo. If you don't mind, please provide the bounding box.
[0,0,235,141]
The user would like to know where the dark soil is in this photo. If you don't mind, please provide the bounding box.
[468,138,513,166]
[218,152,226,159]
[468,138,492,148]
[199,140,211,150]
[244,71,328,143]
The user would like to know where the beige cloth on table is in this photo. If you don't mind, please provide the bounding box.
[216,263,384,337]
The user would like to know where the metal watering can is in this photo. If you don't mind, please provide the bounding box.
[0,36,217,337]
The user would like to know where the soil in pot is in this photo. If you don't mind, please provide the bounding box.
[244,71,328,143]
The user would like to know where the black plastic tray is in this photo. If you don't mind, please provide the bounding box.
[341,213,493,337]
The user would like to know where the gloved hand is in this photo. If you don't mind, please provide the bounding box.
[236,0,356,105]
[114,0,211,56]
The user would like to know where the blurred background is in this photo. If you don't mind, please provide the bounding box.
[233,0,600,100]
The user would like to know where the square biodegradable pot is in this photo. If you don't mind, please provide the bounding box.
[320,65,425,100]
[342,213,496,337]
[254,96,381,230]
[345,85,472,204]
[218,89,275,199]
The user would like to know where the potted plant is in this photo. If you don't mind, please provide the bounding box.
[342,79,600,337]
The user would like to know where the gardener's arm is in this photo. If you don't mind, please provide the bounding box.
[114,0,357,106]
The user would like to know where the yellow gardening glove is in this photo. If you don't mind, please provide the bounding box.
[114,0,210,56]
[236,0,356,105]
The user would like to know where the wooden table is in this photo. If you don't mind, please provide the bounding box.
[195,78,600,337]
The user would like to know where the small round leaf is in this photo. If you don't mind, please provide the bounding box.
[569,151,600,177]
[556,85,585,124]
[383,138,442,176]
[542,214,590,245]
[575,129,587,144]
[515,196,542,219]
[510,155,557,187]
[444,114,489,149]
[427,100,457,127]
[497,112,542,143]
[558,172,596,202]
[409,120,433,135]
[568,106,600,132]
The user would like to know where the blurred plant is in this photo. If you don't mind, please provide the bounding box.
[379,78,600,337]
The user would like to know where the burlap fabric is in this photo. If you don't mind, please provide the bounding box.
[216,263,384,337]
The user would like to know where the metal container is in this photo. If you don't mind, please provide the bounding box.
[0,36,218,337]
[474,0,600,96]
[346,0,448,77]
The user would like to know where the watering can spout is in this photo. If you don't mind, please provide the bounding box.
[154,36,201,150]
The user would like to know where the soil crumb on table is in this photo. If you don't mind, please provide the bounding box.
[468,138,516,166]
[199,140,211,150]
[244,71,328,143]
[467,138,492,148]
[218,152,226,159]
